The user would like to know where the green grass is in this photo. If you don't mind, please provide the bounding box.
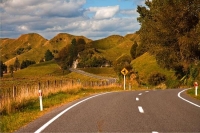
[187,88,200,100]
[0,87,122,132]
[5,60,62,78]
[131,52,176,87]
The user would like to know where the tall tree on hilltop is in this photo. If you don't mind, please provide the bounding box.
[130,41,138,59]
[137,0,200,81]
[69,38,77,67]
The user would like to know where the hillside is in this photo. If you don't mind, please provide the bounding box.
[1,33,93,66]
[87,33,140,62]
[1,33,48,65]
[47,33,92,51]
[1,32,140,66]
[131,52,177,87]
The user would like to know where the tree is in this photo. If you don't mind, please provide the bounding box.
[0,61,3,77]
[113,54,132,77]
[21,60,36,69]
[14,57,20,71]
[137,0,200,80]
[9,65,14,78]
[0,61,7,77]
[45,50,54,61]
[68,38,77,67]
[76,38,86,53]
[130,41,138,59]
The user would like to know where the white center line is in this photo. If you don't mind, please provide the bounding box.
[152,131,159,133]
[138,93,142,96]
[136,97,139,101]
[145,91,149,93]
[138,106,144,113]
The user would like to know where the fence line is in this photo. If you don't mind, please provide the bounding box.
[0,78,117,114]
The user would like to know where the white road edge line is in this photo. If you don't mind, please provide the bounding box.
[178,88,200,108]
[136,97,139,101]
[138,106,144,113]
[34,92,112,133]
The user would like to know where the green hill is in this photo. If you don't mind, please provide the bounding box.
[1,33,92,66]
[48,33,92,51]
[1,33,47,63]
[131,52,177,88]
[86,33,140,62]
[89,35,125,50]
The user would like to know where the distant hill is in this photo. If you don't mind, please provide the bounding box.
[87,34,140,62]
[47,33,92,51]
[1,33,93,66]
[1,32,139,66]
[1,33,47,65]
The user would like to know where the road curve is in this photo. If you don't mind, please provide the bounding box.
[69,68,117,83]
[16,89,200,132]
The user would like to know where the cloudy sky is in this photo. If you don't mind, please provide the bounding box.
[0,0,146,40]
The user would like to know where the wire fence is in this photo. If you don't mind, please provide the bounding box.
[0,78,118,114]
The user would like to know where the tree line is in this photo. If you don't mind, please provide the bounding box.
[133,0,200,85]
[0,49,55,78]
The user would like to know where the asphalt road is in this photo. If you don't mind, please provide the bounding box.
[16,89,200,133]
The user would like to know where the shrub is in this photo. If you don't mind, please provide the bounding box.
[148,72,166,86]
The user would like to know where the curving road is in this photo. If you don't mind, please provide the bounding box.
[69,68,117,83]
[16,89,200,133]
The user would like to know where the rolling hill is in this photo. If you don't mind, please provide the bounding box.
[1,32,139,66]
[0,33,93,66]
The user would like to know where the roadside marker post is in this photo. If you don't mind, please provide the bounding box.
[39,89,43,111]
[121,68,128,90]
[194,82,198,96]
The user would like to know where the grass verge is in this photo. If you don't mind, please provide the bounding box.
[0,87,122,132]
[187,88,200,100]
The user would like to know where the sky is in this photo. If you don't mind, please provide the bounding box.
[0,0,146,40]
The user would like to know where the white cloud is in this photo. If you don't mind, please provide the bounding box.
[89,5,120,19]
[17,25,29,31]
[0,0,144,40]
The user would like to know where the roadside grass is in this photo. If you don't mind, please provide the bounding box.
[0,87,122,132]
[187,88,200,100]
[131,52,176,87]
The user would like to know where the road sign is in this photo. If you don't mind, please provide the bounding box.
[121,68,128,75]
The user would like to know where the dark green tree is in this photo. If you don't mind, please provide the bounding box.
[0,61,3,77]
[68,39,77,67]
[113,54,132,77]
[130,41,138,59]
[9,65,14,78]
[21,60,36,69]
[45,49,54,61]
[14,57,20,71]
[137,0,200,80]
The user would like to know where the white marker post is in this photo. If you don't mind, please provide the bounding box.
[194,82,198,96]
[39,89,43,111]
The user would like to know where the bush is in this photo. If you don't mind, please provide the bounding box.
[148,72,166,86]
